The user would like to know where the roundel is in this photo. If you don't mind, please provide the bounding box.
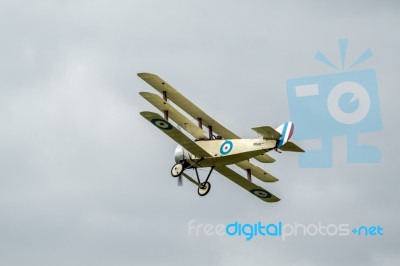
[151,118,173,130]
[250,189,272,199]
[220,140,233,155]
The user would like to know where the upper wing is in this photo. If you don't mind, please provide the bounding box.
[138,72,239,139]
[215,165,280,203]
[140,111,210,158]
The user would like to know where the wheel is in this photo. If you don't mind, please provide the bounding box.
[171,163,184,177]
[197,182,211,196]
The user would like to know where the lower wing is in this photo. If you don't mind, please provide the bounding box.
[215,165,280,203]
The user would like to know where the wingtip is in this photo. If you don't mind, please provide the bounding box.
[268,196,281,203]
[137,72,157,78]
[139,111,157,118]
[138,91,150,97]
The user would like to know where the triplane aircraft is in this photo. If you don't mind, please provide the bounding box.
[138,73,304,203]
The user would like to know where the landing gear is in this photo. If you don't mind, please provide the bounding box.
[194,167,214,197]
[197,182,211,196]
[171,163,184,177]
[170,163,215,197]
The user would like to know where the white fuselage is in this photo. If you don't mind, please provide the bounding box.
[195,138,276,157]
[175,138,277,167]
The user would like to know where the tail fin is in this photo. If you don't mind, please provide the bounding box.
[275,121,294,148]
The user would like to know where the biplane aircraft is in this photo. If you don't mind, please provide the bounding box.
[138,73,304,203]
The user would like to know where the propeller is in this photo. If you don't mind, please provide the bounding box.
[177,153,185,186]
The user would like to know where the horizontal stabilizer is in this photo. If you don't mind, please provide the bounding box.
[252,126,281,140]
[280,141,305,152]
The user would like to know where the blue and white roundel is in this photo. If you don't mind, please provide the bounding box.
[220,140,233,155]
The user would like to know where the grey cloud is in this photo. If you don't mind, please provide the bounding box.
[0,0,398,265]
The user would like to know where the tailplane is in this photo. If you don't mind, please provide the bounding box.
[275,122,304,152]
[252,122,304,152]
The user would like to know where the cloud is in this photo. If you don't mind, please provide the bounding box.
[0,0,398,265]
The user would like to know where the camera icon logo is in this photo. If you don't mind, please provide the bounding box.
[327,81,370,125]
[286,39,382,168]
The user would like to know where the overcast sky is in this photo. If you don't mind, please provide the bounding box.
[0,1,399,265]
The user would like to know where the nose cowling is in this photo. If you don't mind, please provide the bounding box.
[174,145,190,163]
